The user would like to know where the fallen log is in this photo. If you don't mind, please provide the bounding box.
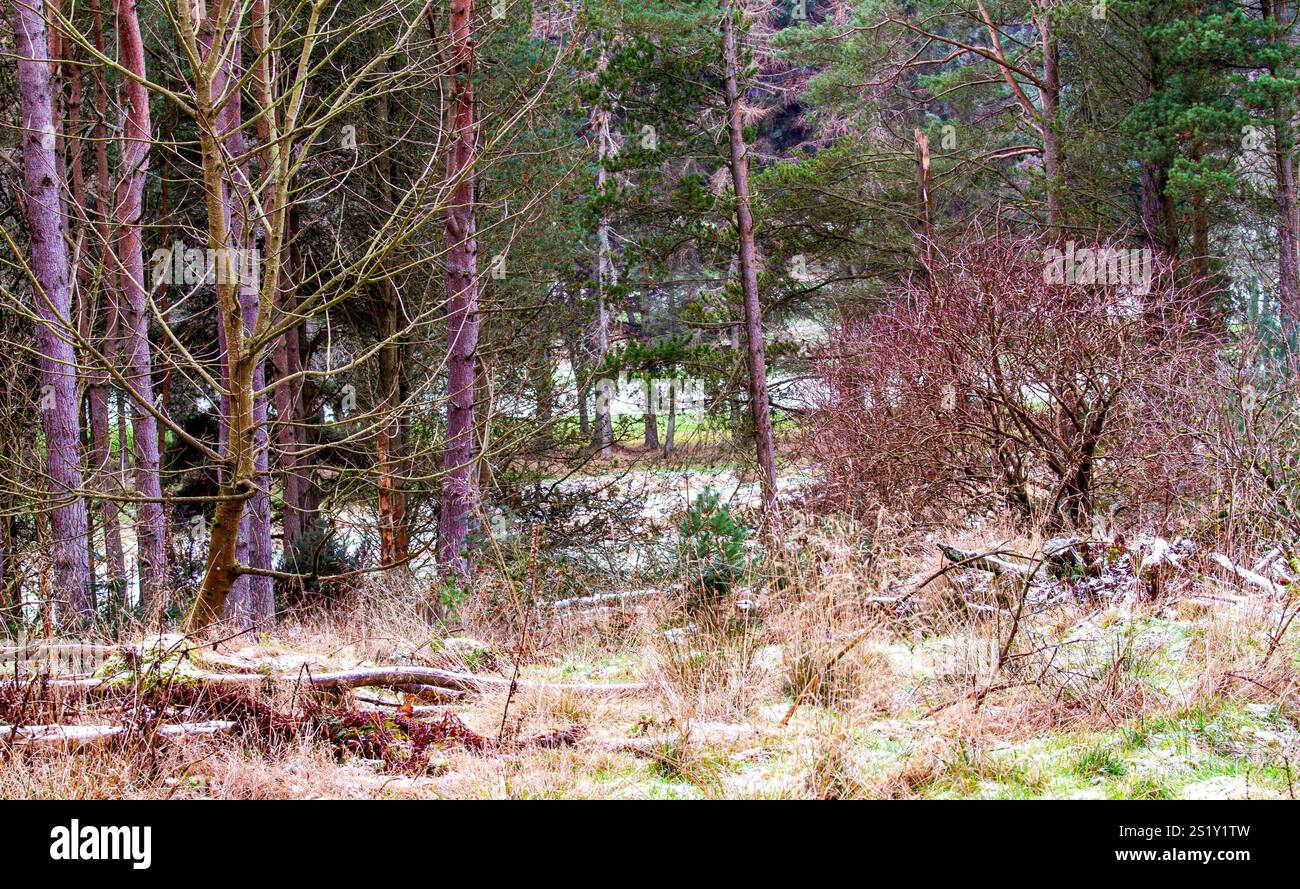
[0,720,236,752]
[550,587,676,609]
[937,544,1027,577]
[0,643,119,660]
[0,673,267,693]
[1,665,647,699]
[1208,553,1289,598]
[300,666,648,696]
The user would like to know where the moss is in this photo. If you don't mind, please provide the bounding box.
[94,634,209,691]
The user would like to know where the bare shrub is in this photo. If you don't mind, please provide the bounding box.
[806,223,1208,533]
[1161,331,1300,547]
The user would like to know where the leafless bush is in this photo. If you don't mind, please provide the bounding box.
[1159,332,1300,551]
[806,224,1210,533]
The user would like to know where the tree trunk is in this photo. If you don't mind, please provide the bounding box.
[1139,162,1165,251]
[721,1,778,519]
[13,0,93,621]
[531,351,555,451]
[1038,2,1062,228]
[565,328,591,439]
[0,515,10,622]
[78,3,126,594]
[437,0,481,574]
[591,85,615,459]
[1268,0,1300,325]
[377,284,409,566]
[272,305,307,547]
[729,323,743,443]
[184,2,260,633]
[664,382,676,454]
[643,378,660,449]
[114,0,167,612]
[206,9,273,630]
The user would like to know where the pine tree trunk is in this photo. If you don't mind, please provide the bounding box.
[566,328,591,439]
[729,323,743,443]
[272,312,306,546]
[721,2,778,520]
[377,286,409,566]
[531,354,555,451]
[114,0,167,611]
[74,6,126,594]
[643,379,660,450]
[664,383,676,455]
[0,514,10,621]
[591,48,615,459]
[13,0,93,621]
[271,198,313,551]
[1039,3,1062,228]
[437,0,481,574]
[1269,0,1300,324]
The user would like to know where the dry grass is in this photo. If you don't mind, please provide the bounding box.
[3,516,1298,799]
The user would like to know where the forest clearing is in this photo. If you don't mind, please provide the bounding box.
[0,0,1297,818]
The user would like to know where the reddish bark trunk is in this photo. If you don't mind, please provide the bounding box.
[63,26,126,594]
[721,2,778,520]
[1268,0,1300,324]
[370,83,409,569]
[13,0,93,620]
[378,288,409,566]
[437,0,481,574]
[89,0,128,594]
[114,0,168,611]
[272,284,310,548]
[1039,3,1062,228]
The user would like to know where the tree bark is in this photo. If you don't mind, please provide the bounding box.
[72,3,126,595]
[377,283,409,566]
[721,1,778,519]
[591,65,615,459]
[205,7,273,629]
[643,378,660,449]
[729,323,743,443]
[1038,1,1062,228]
[530,349,555,452]
[437,0,481,574]
[184,1,260,633]
[272,286,310,548]
[114,0,168,611]
[565,325,591,439]
[1268,0,1300,324]
[13,0,93,621]
[664,382,676,454]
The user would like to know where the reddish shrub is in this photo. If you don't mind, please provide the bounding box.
[805,225,1211,532]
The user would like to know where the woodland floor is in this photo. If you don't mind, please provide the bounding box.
[2,450,1298,800]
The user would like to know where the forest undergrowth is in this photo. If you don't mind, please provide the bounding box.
[4,448,1297,800]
